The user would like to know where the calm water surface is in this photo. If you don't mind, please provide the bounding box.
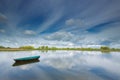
[0,51,120,80]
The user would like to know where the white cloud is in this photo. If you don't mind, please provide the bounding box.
[65,18,86,26]
[0,13,7,23]
[44,31,74,41]
[87,26,120,42]
[65,19,75,26]
[24,30,36,35]
[109,40,120,48]
[0,29,5,33]
[5,40,11,43]
[76,26,120,48]
[0,26,119,48]
[0,36,76,48]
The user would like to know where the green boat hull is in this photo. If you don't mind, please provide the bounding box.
[14,56,40,62]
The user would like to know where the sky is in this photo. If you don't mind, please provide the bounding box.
[0,0,120,48]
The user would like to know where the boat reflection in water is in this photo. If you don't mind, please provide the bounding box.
[12,55,40,66]
[12,59,40,66]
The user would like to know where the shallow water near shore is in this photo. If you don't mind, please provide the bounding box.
[0,51,120,80]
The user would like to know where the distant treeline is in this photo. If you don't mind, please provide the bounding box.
[0,46,11,49]
[0,45,120,52]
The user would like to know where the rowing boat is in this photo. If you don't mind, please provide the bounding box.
[14,56,40,62]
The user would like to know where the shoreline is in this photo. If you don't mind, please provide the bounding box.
[0,46,120,52]
[0,48,120,52]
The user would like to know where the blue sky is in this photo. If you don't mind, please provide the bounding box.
[0,0,120,48]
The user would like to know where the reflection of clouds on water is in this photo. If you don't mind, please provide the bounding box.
[84,55,120,75]
[41,51,101,69]
[40,51,120,77]
[43,58,75,69]
[0,51,120,80]
[41,51,82,69]
[18,65,32,70]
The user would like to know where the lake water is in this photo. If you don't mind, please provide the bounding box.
[0,51,120,80]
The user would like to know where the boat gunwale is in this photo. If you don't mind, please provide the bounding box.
[14,56,40,61]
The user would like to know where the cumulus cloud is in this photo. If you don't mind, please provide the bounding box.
[0,36,76,48]
[44,31,74,41]
[65,19,75,26]
[43,30,110,47]
[24,30,36,35]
